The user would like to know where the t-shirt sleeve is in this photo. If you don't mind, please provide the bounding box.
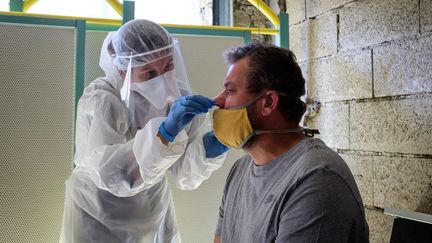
[215,190,225,236]
[276,168,366,243]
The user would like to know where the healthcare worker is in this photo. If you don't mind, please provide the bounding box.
[59,19,228,243]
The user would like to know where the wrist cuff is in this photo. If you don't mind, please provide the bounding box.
[159,122,176,142]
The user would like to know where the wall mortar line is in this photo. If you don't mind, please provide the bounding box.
[371,49,375,98]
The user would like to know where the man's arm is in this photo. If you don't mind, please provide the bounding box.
[276,168,365,242]
[213,159,242,243]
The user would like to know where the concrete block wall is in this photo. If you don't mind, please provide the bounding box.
[288,0,432,242]
[232,0,432,242]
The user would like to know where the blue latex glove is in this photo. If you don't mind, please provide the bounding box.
[159,95,215,142]
[203,131,229,158]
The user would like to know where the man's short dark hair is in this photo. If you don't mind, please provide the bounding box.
[223,42,306,123]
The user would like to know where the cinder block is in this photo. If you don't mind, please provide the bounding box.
[340,0,418,51]
[233,3,266,28]
[350,97,432,154]
[306,0,354,18]
[289,13,337,62]
[365,208,393,243]
[374,35,432,97]
[307,50,372,102]
[286,0,306,25]
[234,11,250,27]
[374,156,432,213]
[421,0,432,33]
[299,61,309,108]
[298,62,308,92]
[307,102,349,149]
[341,154,374,206]
[289,24,306,61]
[298,61,308,84]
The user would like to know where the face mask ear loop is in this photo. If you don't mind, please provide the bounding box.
[253,128,321,137]
[254,129,302,135]
[225,93,267,110]
[120,53,133,108]
[237,132,257,149]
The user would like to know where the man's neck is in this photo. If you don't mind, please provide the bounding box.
[247,133,307,166]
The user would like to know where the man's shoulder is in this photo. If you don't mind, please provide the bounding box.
[280,138,351,180]
[297,138,338,158]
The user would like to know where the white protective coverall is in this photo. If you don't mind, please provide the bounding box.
[59,19,226,243]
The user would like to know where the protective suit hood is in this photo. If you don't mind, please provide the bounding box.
[99,31,124,91]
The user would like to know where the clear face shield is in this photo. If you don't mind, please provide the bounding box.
[116,39,192,110]
[98,19,193,128]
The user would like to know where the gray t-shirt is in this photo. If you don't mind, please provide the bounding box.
[215,138,369,243]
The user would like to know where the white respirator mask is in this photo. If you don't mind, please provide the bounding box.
[130,70,181,109]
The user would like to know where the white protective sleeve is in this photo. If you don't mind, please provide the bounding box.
[75,86,225,197]
[133,114,226,191]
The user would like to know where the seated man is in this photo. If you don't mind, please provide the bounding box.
[213,42,369,243]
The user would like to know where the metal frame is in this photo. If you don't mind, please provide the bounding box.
[0,12,86,145]
[9,0,23,12]
[122,0,134,24]
[277,12,289,48]
[7,0,286,46]
[84,22,251,43]
[164,26,251,44]
[86,23,119,32]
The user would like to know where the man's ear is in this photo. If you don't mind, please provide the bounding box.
[261,90,279,116]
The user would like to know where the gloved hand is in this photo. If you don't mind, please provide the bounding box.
[203,131,229,158]
[159,95,215,142]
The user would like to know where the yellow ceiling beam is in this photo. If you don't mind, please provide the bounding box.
[162,23,279,35]
[247,0,280,27]
[105,0,122,16]
[23,0,39,12]
[0,11,122,25]
[14,0,280,35]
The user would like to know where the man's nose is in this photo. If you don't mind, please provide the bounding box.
[213,90,226,108]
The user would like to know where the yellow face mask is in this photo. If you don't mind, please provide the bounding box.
[212,94,319,149]
[212,106,254,149]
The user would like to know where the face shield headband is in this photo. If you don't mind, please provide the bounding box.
[212,92,319,149]
[113,40,178,71]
